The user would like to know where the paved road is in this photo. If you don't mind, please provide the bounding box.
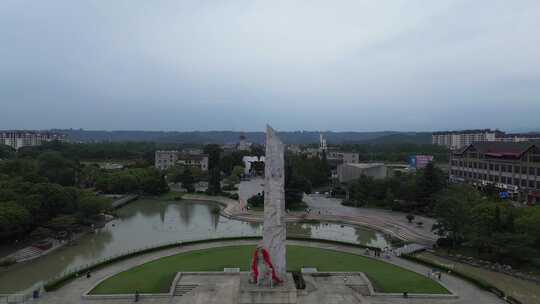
[34,239,504,304]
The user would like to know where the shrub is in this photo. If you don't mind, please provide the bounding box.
[222,185,238,191]
[30,227,53,240]
[0,257,16,267]
[247,193,264,208]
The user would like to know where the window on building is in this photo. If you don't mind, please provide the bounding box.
[537,167,540,176]
[522,179,527,187]
[494,175,499,182]
[530,167,536,175]
[473,162,477,169]
[501,176,506,183]
[529,180,535,188]
[488,175,493,181]
[522,166,527,174]
[494,164,499,171]
[483,174,487,180]
[473,173,477,179]
[501,165,506,172]
[514,178,520,186]
[537,181,540,189]
[489,164,494,170]
[515,166,520,174]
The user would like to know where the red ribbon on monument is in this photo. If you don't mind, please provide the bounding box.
[251,247,283,285]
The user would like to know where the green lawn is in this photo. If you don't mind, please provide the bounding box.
[91,245,448,295]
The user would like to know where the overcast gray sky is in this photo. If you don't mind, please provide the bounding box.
[1,0,539,132]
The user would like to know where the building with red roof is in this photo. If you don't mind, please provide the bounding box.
[449,142,540,204]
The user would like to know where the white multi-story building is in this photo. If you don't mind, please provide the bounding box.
[433,129,540,150]
[155,150,209,171]
[432,129,500,150]
[0,131,67,150]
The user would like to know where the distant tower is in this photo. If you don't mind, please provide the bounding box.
[319,133,327,152]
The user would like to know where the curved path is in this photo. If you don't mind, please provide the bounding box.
[36,239,503,304]
[185,178,438,245]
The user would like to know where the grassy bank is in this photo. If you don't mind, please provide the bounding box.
[413,252,537,304]
[91,245,448,295]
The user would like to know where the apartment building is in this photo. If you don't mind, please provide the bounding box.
[432,129,499,150]
[0,131,67,150]
[155,150,209,171]
[449,142,540,204]
[433,129,540,150]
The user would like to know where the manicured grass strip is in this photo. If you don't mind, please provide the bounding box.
[91,245,448,295]
[410,252,533,304]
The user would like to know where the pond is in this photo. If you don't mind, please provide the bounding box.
[0,198,395,293]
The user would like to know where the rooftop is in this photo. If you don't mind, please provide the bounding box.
[455,142,537,158]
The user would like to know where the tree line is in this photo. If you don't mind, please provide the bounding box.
[342,162,540,265]
[0,146,169,241]
[432,185,540,265]
[338,143,449,163]
[343,163,446,213]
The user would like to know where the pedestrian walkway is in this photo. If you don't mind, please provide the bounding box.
[34,239,504,304]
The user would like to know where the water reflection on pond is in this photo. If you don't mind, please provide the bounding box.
[0,199,394,293]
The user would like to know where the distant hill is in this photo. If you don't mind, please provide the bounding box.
[361,132,432,145]
[54,129,402,145]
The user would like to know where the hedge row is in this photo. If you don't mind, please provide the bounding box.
[401,253,521,304]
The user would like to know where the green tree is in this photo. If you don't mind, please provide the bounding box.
[320,150,331,184]
[139,168,169,194]
[79,164,101,188]
[516,206,540,249]
[203,144,222,170]
[415,162,445,210]
[207,167,221,195]
[37,151,78,186]
[78,194,110,218]
[231,165,245,178]
[250,145,265,157]
[0,144,15,159]
[46,215,78,231]
[0,201,31,238]
[432,185,481,247]
[347,175,374,207]
[180,167,196,193]
[29,227,53,240]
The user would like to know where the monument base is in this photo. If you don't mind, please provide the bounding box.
[239,273,297,304]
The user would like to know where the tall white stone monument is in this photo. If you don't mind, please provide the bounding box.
[263,125,287,280]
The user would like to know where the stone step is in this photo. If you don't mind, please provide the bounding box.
[11,247,44,261]
[173,284,198,296]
